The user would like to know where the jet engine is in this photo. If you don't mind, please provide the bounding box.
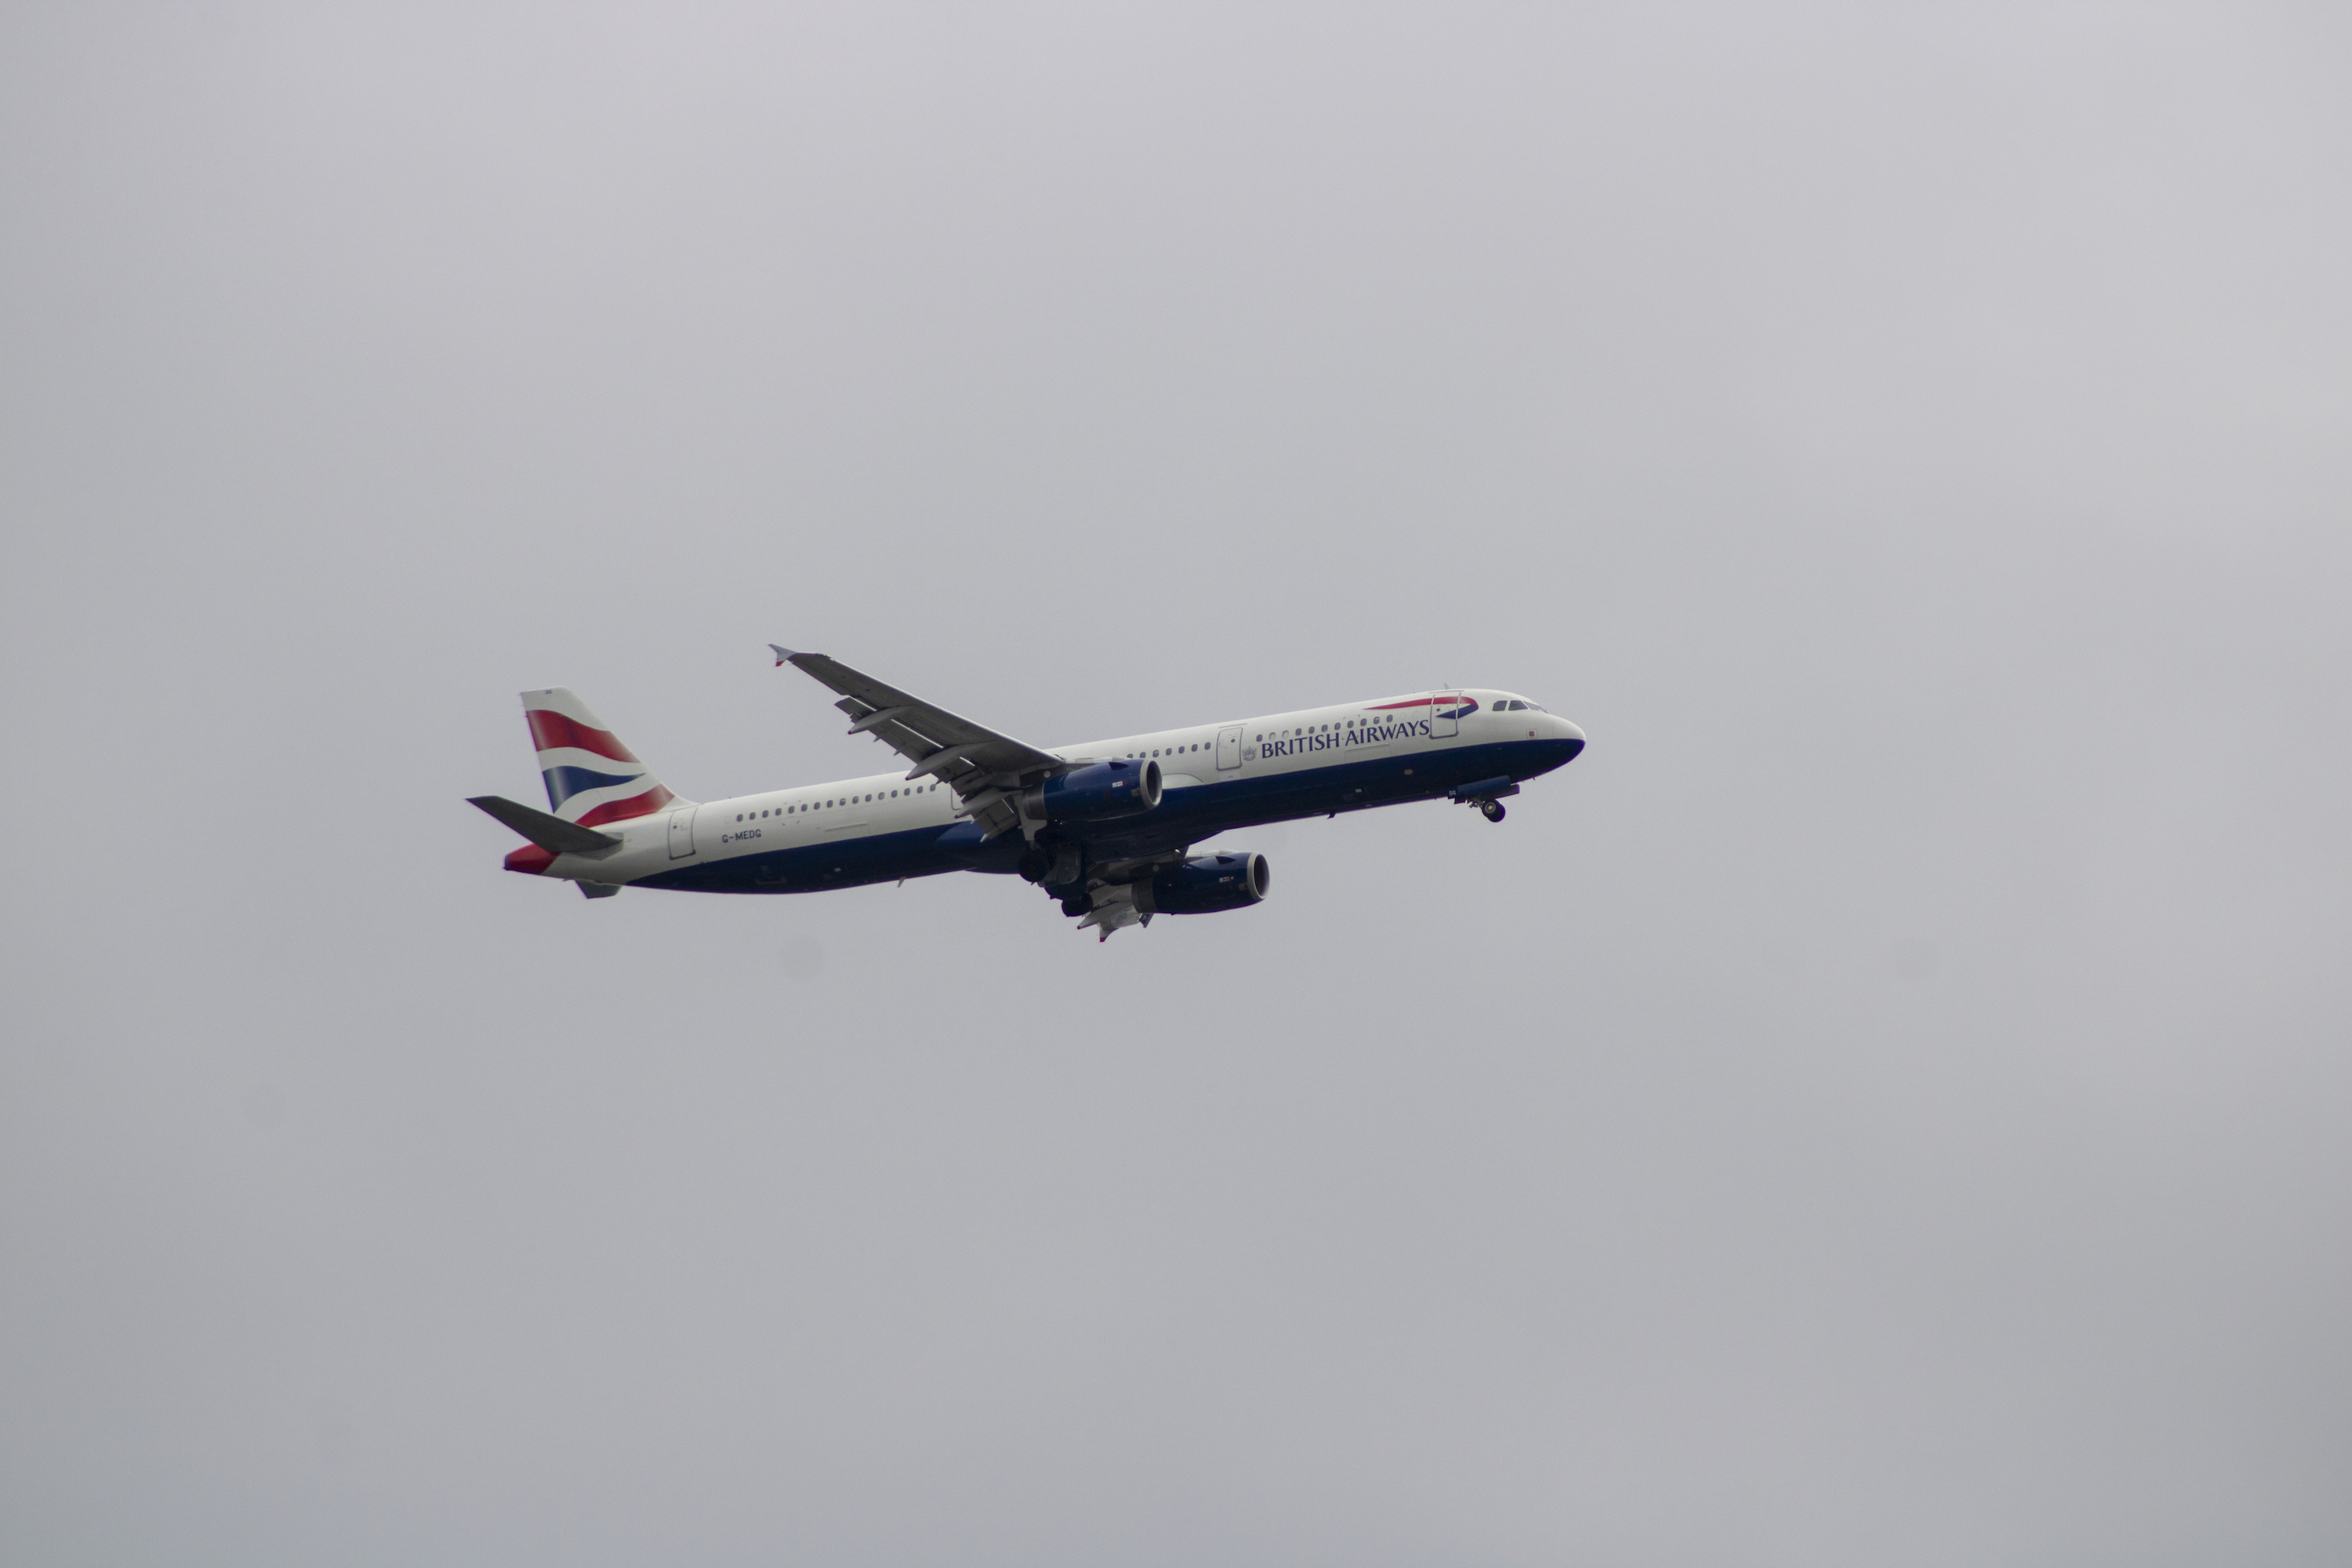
[1145,851,1271,915]
[1019,758,1162,825]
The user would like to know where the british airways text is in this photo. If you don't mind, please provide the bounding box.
[1255,717,1432,760]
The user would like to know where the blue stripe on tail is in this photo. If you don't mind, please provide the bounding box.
[543,764,644,808]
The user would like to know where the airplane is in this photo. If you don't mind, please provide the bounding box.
[468,647,1588,940]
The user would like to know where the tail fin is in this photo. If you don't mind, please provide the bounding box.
[521,688,684,826]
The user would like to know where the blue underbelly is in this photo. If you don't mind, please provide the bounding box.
[637,737,1575,894]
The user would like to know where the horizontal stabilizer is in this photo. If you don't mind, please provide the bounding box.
[466,794,623,854]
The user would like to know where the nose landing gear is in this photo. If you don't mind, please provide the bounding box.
[1448,774,1521,823]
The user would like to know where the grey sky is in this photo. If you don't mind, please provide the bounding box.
[3,4,2347,1564]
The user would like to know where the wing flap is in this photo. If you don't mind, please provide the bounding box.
[771,646,1063,802]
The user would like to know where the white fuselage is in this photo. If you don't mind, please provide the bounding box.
[526,688,1582,891]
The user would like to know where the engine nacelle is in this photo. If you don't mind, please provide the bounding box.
[1145,851,1271,915]
[1019,757,1162,825]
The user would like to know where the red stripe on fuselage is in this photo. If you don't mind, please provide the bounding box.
[573,785,677,827]
[1364,697,1439,710]
[525,710,642,764]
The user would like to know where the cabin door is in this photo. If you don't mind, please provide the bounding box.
[667,806,699,858]
[1215,725,1243,771]
[1429,693,1463,739]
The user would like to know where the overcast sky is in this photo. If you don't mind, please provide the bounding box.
[3,5,2348,1564]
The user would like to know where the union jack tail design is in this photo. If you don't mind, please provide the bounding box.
[520,688,682,827]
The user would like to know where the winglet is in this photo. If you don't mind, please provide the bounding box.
[769,644,800,666]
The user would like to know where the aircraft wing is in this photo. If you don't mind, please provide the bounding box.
[770,645,1065,837]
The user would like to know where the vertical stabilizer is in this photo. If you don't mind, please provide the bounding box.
[521,688,684,826]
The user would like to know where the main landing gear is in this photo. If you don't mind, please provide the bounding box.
[1479,798,1507,823]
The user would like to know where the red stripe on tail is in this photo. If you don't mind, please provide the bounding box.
[573,785,677,827]
[525,710,642,764]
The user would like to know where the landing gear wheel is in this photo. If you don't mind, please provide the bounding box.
[1480,799,1507,822]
